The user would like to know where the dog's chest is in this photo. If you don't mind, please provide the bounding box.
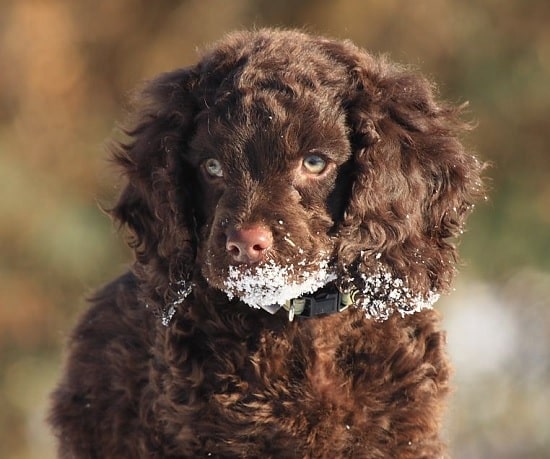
[158,312,374,456]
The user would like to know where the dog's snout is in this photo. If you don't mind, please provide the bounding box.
[225,226,273,264]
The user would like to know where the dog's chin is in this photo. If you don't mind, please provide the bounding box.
[219,258,337,309]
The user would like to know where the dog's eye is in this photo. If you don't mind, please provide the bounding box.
[204,158,224,178]
[302,155,327,175]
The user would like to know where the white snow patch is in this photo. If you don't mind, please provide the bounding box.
[223,258,337,309]
[355,270,439,321]
[160,280,193,327]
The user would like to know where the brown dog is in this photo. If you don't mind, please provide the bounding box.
[49,29,485,458]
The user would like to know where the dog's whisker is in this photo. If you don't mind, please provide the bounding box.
[283,235,296,247]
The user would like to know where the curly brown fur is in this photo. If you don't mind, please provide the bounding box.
[49,29,485,458]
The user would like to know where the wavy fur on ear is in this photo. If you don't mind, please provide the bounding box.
[319,41,486,297]
[110,69,200,317]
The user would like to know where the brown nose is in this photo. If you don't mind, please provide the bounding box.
[225,226,273,264]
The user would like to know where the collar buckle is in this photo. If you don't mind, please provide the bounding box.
[284,287,354,321]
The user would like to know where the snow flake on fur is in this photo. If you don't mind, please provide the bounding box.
[159,264,438,325]
[354,270,439,321]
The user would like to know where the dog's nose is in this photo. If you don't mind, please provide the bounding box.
[226,226,273,264]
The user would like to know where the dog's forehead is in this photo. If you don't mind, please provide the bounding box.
[190,89,349,175]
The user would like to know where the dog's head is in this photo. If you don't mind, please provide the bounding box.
[111,29,485,319]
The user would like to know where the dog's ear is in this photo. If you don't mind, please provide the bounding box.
[339,58,485,295]
[110,68,199,310]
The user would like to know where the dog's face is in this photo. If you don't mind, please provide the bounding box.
[112,29,484,318]
[187,90,353,308]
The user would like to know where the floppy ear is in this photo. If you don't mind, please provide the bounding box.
[110,68,199,315]
[338,57,485,296]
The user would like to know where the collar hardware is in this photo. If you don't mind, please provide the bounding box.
[283,287,355,322]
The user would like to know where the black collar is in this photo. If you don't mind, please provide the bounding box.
[279,286,354,321]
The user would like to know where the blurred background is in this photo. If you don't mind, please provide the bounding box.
[0,1,548,458]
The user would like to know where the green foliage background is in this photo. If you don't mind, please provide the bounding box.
[1,1,548,457]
